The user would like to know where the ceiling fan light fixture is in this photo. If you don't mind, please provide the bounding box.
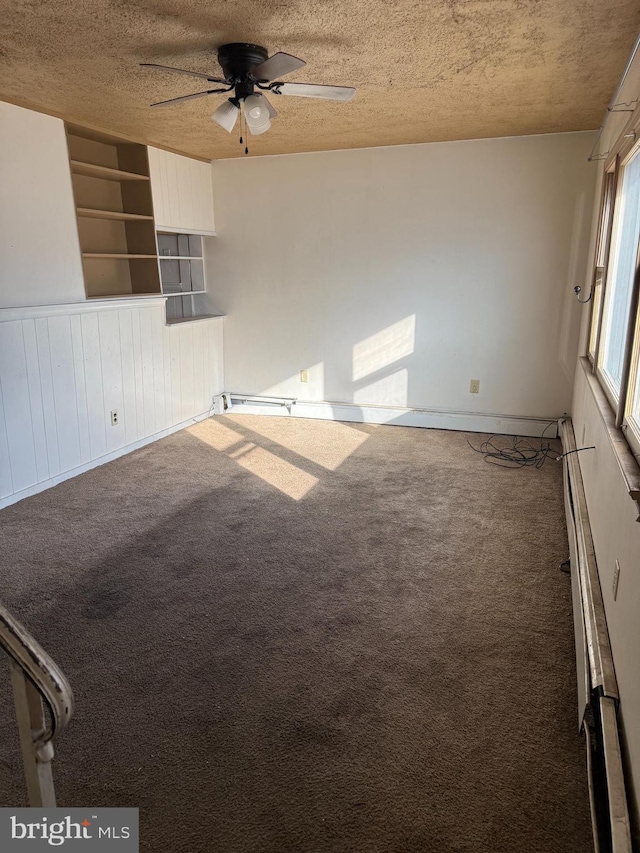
[145,44,356,141]
[211,99,239,132]
[243,94,271,135]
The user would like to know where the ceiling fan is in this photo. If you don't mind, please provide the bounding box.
[141,42,356,138]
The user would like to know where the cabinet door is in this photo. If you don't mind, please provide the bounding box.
[188,157,215,235]
[148,147,215,235]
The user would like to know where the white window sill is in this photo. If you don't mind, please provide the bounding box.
[580,356,640,519]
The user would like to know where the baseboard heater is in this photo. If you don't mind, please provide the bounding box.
[561,418,632,853]
[214,393,296,414]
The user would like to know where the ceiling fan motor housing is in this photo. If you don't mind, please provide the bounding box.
[217,43,269,85]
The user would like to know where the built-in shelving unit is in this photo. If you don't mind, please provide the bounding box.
[66,124,161,299]
[158,232,211,323]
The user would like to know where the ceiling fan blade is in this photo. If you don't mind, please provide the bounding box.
[251,52,306,82]
[271,82,356,102]
[150,90,223,108]
[212,99,240,132]
[261,94,278,118]
[141,63,227,83]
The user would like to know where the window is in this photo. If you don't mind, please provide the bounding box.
[598,150,640,402]
[588,132,640,461]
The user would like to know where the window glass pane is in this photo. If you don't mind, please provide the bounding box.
[600,152,640,397]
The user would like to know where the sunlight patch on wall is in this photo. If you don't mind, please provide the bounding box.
[225,413,369,471]
[352,316,415,381]
[353,368,409,407]
[232,444,319,500]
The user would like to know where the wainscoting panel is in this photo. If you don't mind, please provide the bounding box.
[0,299,224,507]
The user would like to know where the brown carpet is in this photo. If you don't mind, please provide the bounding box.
[0,415,592,852]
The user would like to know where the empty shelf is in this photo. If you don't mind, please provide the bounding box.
[77,208,154,221]
[163,290,207,296]
[82,253,157,259]
[70,160,150,182]
[166,314,223,325]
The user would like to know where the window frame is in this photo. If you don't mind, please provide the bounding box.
[588,165,617,365]
[624,307,640,459]
[595,147,640,417]
[587,107,640,469]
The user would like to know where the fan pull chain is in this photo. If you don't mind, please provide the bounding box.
[239,110,249,155]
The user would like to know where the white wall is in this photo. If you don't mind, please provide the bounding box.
[209,132,596,425]
[0,102,86,308]
[0,301,224,508]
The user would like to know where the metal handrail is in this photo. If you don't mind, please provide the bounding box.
[0,600,74,805]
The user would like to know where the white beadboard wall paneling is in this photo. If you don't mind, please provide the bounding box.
[23,319,50,482]
[131,308,146,444]
[139,307,156,437]
[118,309,139,447]
[162,322,173,429]
[81,311,108,460]
[151,305,167,435]
[0,303,224,508]
[69,314,92,465]
[35,317,62,479]
[48,314,83,472]
[0,378,12,498]
[0,321,38,493]
[169,321,183,426]
[98,309,126,455]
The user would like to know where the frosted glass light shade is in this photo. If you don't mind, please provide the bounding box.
[244,95,271,135]
[212,100,239,133]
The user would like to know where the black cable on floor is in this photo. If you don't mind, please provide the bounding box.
[467,421,558,469]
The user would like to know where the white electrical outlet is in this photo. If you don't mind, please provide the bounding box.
[300,369,309,383]
[110,409,119,427]
[470,379,480,394]
[612,559,621,601]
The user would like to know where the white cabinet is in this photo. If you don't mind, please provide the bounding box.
[148,147,215,235]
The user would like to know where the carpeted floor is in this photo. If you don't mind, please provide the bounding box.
[0,415,592,852]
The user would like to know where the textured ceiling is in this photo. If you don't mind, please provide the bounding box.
[1,0,639,160]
